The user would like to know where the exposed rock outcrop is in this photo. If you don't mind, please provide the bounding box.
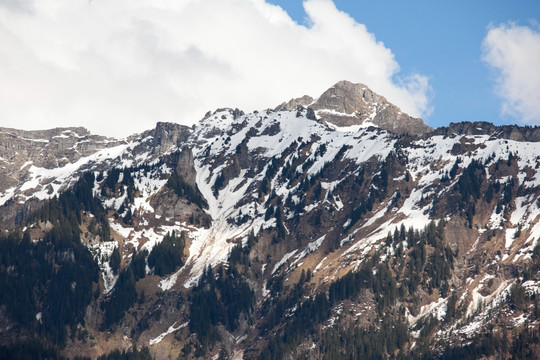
[433,121,540,141]
[310,80,432,135]
[278,80,432,135]
[275,95,314,111]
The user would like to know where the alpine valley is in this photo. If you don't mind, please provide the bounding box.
[1,81,539,359]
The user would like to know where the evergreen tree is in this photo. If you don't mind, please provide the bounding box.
[168,171,208,208]
[110,246,121,274]
[147,231,185,277]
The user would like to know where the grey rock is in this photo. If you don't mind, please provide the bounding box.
[175,147,197,187]
[309,80,432,135]
[0,122,191,226]
[432,121,540,142]
[274,95,314,111]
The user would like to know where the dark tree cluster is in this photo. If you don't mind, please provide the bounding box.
[0,212,100,345]
[97,346,152,360]
[388,221,454,297]
[454,159,485,227]
[342,154,398,233]
[100,168,139,225]
[36,172,111,241]
[148,231,186,277]
[0,339,68,360]
[259,221,457,359]
[103,168,121,191]
[329,256,397,314]
[189,264,255,346]
[258,142,299,199]
[228,230,256,267]
[102,249,148,329]
[318,316,409,360]
[168,171,208,208]
[102,267,137,328]
[109,246,121,274]
[260,250,401,359]
[0,172,109,345]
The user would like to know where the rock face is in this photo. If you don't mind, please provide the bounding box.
[432,121,540,142]
[274,95,314,112]
[175,147,197,186]
[0,127,113,169]
[149,122,192,153]
[280,80,432,135]
[0,123,190,226]
[0,126,124,226]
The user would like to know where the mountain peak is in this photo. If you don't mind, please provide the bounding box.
[313,80,378,114]
[279,80,432,135]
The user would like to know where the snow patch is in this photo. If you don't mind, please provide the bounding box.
[272,249,298,275]
[149,321,188,346]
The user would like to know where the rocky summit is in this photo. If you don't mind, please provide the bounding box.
[0,81,539,360]
[277,80,432,135]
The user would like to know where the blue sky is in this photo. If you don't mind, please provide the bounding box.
[268,0,540,128]
[0,0,539,136]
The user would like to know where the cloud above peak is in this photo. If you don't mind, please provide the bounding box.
[0,0,431,137]
[482,22,540,124]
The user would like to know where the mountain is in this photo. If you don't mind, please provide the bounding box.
[0,81,539,360]
[276,80,432,135]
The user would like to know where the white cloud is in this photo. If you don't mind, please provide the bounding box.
[0,0,431,137]
[0,0,34,13]
[482,22,540,124]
